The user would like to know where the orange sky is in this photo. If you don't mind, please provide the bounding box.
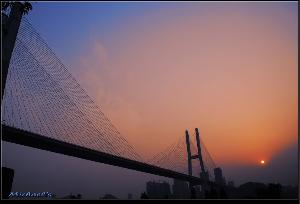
[71,3,298,167]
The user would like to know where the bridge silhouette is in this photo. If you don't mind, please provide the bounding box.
[2,4,217,188]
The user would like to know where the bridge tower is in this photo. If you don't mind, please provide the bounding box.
[1,2,31,198]
[2,2,24,101]
[185,130,196,198]
[195,128,209,182]
[185,128,210,198]
[185,128,209,180]
[185,130,193,176]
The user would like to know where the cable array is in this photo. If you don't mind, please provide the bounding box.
[148,133,217,180]
[2,17,142,162]
[190,132,217,180]
[2,17,218,178]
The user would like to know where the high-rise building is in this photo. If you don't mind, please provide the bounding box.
[172,179,190,199]
[214,167,226,186]
[146,181,171,199]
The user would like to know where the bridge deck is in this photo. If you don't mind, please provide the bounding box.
[2,124,203,184]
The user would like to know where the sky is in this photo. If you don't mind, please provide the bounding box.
[2,1,298,199]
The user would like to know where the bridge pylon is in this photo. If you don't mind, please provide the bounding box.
[185,128,210,198]
[2,2,24,102]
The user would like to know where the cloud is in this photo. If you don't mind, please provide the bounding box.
[70,40,143,150]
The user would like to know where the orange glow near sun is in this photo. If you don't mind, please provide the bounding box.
[73,4,298,164]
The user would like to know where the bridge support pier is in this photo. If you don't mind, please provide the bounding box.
[2,167,15,199]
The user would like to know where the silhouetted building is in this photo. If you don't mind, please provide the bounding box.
[61,193,82,199]
[238,182,266,198]
[200,171,209,182]
[101,194,118,199]
[206,185,218,199]
[225,181,296,199]
[266,183,281,199]
[236,182,283,199]
[127,193,132,199]
[194,185,203,198]
[172,179,190,199]
[214,167,226,186]
[146,181,171,199]
[140,192,149,199]
[2,167,14,199]
[1,167,15,199]
[226,181,239,198]
[228,181,235,188]
[281,185,298,199]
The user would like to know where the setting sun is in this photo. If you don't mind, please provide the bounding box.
[260,160,265,165]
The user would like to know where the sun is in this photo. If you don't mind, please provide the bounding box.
[260,160,265,165]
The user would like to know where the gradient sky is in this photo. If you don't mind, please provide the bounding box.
[3,1,298,199]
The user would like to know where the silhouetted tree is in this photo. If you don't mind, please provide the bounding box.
[1,1,10,11]
[1,1,32,14]
[1,1,33,101]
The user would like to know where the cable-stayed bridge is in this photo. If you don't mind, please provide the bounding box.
[1,3,218,188]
